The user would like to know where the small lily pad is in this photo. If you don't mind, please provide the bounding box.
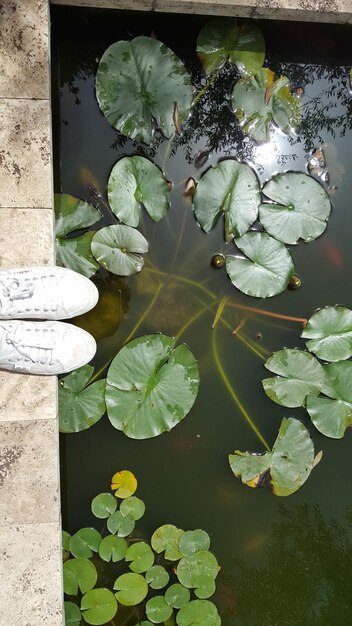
[81,588,118,625]
[225,231,294,298]
[151,524,184,561]
[146,596,173,624]
[197,18,265,77]
[165,583,191,609]
[301,306,352,362]
[194,577,216,600]
[91,493,117,519]
[232,68,300,142]
[259,172,331,244]
[193,159,261,241]
[64,601,81,626]
[262,349,325,408]
[125,542,155,573]
[229,417,315,496]
[146,565,170,590]
[63,558,97,595]
[96,36,193,144]
[59,365,106,433]
[179,530,211,556]
[107,511,135,537]
[306,361,352,438]
[108,156,169,227]
[106,334,199,439]
[111,470,137,498]
[120,496,145,520]
[114,572,148,606]
[62,530,71,552]
[91,224,148,276]
[176,600,221,625]
[69,528,102,559]
[98,535,128,562]
[176,551,219,590]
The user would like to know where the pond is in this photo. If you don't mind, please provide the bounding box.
[52,6,352,625]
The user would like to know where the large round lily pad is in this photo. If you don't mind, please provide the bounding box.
[59,365,106,433]
[108,156,169,227]
[229,417,315,496]
[176,551,219,590]
[114,573,148,606]
[81,589,118,625]
[176,600,221,625]
[197,18,265,77]
[96,36,193,144]
[262,349,325,408]
[69,528,102,559]
[232,68,300,142]
[63,558,97,595]
[193,159,261,241]
[146,596,173,624]
[301,306,352,362]
[91,224,148,276]
[306,361,352,438]
[105,335,199,439]
[225,231,294,298]
[259,172,331,244]
[151,524,184,561]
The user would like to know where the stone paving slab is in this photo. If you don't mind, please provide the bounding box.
[0,521,63,626]
[0,208,54,267]
[0,418,60,525]
[0,372,57,422]
[52,0,153,8]
[0,0,49,99]
[0,100,51,208]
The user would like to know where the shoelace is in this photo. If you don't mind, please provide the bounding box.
[0,273,64,314]
[1,323,60,367]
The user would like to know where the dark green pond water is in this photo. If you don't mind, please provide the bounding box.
[52,7,352,624]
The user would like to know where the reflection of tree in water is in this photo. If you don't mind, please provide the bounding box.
[231,503,352,625]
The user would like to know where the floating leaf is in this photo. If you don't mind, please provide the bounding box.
[62,530,71,552]
[151,525,184,561]
[259,172,331,244]
[232,68,300,142]
[301,306,352,362]
[91,225,148,276]
[193,159,260,241]
[120,496,145,520]
[146,596,173,624]
[306,361,352,438]
[64,601,81,626]
[179,530,211,556]
[69,528,102,559]
[229,417,315,496]
[111,470,137,498]
[108,156,169,227]
[55,193,101,278]
[194,577,216,600]
[197,18,265,77]
[176,600,221,625]
[126,542,155,573]
[107,511,135,537]
[59,365,106,433]
[176,551,219,590]
[262,349,324,408]
[81,589,118,625]
[225,231,294,298]
[63,558,97,595]
[114,573,148,606]
[96,36,193,144]
[91,493,117,519]
[146,565,170,590]
[98,535,128,562]
[106,335,199,439]
[165,584,191,609]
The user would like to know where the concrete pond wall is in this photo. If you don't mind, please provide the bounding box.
[0,1,351,624]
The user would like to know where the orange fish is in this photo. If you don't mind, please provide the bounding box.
[322,239,343,269]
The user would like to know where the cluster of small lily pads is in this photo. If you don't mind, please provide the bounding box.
[63,470,221,626]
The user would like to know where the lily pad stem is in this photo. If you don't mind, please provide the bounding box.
[145,265,217,300]
[212,324,271,452]
[227,302,307,324]
[193,64,224,106]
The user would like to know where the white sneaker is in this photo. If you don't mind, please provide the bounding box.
[0,320,97,375]
[0,267,99,320]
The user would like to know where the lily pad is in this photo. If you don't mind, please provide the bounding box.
[96,36,193,144]
[108,156,169,227]
[64,601,81,626]
[301,306,352,362]
[69,528,102,559]
[193,159,261,241]
[91,493,117,519]
[107,511,135,537]
[120,496,145,520]
[165,583,191,609]
[232,68,300,142]
[151,525,184,561]
[225,231,294,298]
[81,589,118,625]
[62,530,71,552]
[176,600,221,626]
[55,193,101,278]
[91,224,148,276]
[306,361,352,438]
[105,334,199,439]
[262,349,324,408]
[259,172,331,244]
[111,470,137,498]
[63,558,97,595]
[229,417,315,496]
[58,365,106,433]
[176,551,219,590]
[194,577,216,600]
[125,542,155,573]
[146,565,170,590]
[197,18,265,77]
[146,596,173,624]
[114,572,148,606]
[179,530,211,556]
[98,535,128,562]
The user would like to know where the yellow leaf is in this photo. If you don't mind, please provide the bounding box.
[111,470,137,499]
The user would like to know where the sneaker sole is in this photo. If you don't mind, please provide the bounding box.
[0,266,99,320]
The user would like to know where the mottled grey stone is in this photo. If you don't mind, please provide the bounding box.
[0,208,54,266]
[0,0,49,99]
[0,419,60,525]
[0,372,57,422]
[0,100,51,208]
[51,0,153,8]
[0,521,63,626]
